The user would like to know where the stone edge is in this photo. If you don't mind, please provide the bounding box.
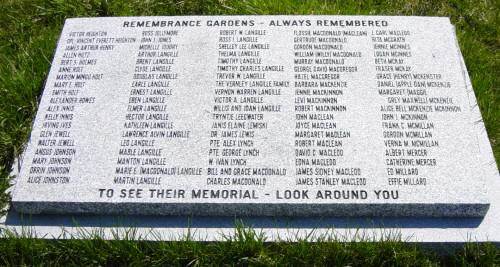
[11,201,490,217]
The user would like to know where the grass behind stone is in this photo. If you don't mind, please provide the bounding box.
[0,0,499,264]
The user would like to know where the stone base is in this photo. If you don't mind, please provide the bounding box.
[12,201,489,217]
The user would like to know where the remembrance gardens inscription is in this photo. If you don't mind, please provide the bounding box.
[12,16,491,217]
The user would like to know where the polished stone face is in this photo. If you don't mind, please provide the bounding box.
[11,16,495,217]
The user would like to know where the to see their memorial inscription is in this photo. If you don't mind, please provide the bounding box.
[12,16,494,217]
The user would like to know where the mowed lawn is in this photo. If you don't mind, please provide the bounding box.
[0,0,498,265]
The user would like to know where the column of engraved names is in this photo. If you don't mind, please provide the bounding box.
[115,29,196,192]
[372,29,460,188]
[28,30,117,185]
[207,28,287,197]
[293,29,367,197]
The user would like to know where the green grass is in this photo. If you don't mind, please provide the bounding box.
[0,225,499,266]
[0,0,499,265]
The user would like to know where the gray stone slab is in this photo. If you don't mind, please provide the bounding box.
[10,16,497,217]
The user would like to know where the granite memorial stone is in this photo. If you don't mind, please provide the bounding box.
[11,15,493,217]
